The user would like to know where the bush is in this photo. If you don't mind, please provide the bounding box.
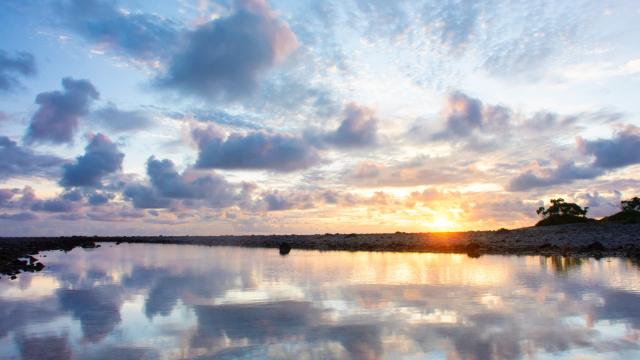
[621,197,640,212]
[535,198,591,227]
[536,198,588,218]
[600,197,640,224]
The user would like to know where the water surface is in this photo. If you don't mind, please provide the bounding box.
[2,244,640,359]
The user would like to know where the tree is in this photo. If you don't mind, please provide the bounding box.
[621,197,640,212]
[536,198,588,218]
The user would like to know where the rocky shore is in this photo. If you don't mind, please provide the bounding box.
[2,222,640,278]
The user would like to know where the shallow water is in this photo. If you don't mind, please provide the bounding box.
[2,244,640,359]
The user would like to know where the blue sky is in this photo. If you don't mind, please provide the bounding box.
[1,0,639,235]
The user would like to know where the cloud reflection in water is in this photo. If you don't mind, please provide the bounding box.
[1,244,640,359]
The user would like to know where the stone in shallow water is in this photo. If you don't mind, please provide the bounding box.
[279,242,291,255]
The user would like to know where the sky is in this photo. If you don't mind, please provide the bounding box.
[0,0,639,236]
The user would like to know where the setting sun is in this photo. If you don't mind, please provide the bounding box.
[429,214,458,231]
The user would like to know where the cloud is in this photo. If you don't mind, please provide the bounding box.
[56,0,179,62]
[17,335,71,360]
[0,212,38,221]
[193,127,320,172]
[352,161,384,179]
[421,0,480,49]
[141,270,239,319]
[56,0,298,101]
[478,1,596,77]
[124,156,247,209]
[0,298,60,338]
[252,187,372,212]
[0,136,67,180]
[0,49,36,92]
[0,189,14,207]
[0,186,36,210]
[30,198,77,213]
[86,206,144,222]
[438,91,483,137]
[577,125,640,169]
[147,156,238,206]
[432,91,511,140]
[81,346,158,360]
[507,161,602,191]
[508,125,640,191]
[193,301,318,343]
[428,92,616,146]
[58,286,123,342]
[324,103,378,148]
[310,324,383,360]
[61,189,84,202]
[344,156,475,188]
[259,190,314,211]
[262,191,296,211]
[123,184,173,209]
[88,192,112,205]
[0,186,88,215]
[353,0,410,38]
[91,103,153,132]
[60,133,124,188]
[155,0,298,101]
[182,109,264,130]
[25,77,99,144]
[414,90,622,160]
[575,191,622,218]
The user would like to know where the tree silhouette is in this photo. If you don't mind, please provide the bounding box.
[621,197,640,212]
[536,198,588,218]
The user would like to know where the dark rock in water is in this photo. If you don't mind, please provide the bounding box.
[466,242,482,258]
[1,236,98,279]
[344,233,358,238]
[496,228,510,233]
[279,242,291,255]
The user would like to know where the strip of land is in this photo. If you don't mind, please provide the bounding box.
[1,222,640,278]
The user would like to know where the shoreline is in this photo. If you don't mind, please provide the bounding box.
[2,222,640,278]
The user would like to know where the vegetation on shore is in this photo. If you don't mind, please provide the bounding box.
[535,198,593,226]
[535,196,640,226]
[601,197,640,224]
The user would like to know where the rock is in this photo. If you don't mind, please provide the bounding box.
[279,242,291,256]
[466,242,482,258]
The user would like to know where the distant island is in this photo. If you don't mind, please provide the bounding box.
[2,196,639,280]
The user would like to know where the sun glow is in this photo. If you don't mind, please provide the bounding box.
[429,214,458,231]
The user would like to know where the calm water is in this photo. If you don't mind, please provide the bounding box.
[2,244,640,359]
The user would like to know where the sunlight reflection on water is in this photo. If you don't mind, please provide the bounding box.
[2,243,640,359]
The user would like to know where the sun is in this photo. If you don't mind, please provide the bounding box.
[429,214,458,231]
